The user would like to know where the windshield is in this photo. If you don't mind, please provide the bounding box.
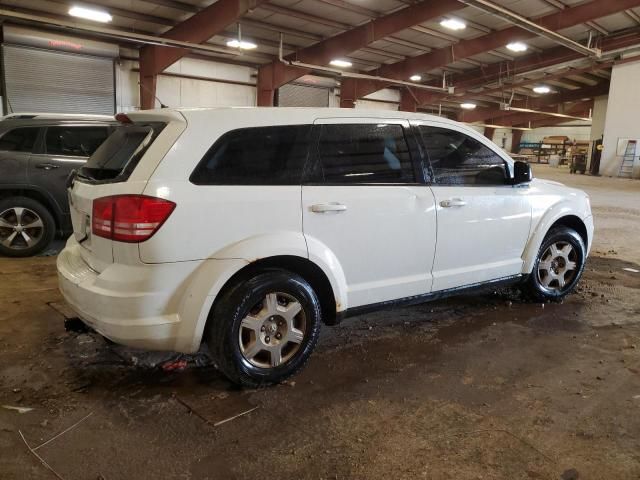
[78,122,165,182]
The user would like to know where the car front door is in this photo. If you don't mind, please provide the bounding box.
[0,126,40,187]
[29,124,110,219]
[302,118,437,309]
[415,122,532,292]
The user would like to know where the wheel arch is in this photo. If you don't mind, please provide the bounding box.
[522,209,589,273]
[212,255,339,326]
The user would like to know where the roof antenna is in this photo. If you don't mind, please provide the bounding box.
[138,81,168,109]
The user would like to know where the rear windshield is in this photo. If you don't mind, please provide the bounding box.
[78,122,165,182]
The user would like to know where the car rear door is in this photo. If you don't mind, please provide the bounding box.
[414,121,532,291]
[29,124,111,221]
[301,118,437,309]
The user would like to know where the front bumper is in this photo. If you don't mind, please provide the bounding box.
[57,239,202,352]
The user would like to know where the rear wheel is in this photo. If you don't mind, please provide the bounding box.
[205,269,322,388]
[0,197,55,257]
[522,226,586,302]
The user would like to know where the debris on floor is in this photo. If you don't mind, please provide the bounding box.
[2,405,34,414]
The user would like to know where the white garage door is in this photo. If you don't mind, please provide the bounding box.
[2,45,115,115]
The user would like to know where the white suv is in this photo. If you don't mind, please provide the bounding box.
[57,108,593,387]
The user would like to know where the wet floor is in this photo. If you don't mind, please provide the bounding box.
[1,165,640,479]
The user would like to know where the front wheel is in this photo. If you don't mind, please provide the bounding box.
[205,270,322,388]
[522,226,586,302]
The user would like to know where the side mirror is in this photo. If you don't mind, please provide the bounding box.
[513,160,532,184]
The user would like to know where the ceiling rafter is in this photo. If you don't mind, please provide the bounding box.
[256,0,465,106]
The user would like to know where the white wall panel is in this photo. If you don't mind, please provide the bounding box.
[116,54,256,111]
[601,58,640,177]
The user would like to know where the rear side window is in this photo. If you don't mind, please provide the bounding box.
[190,125,312,185]
[418,126,507,186]
[0,127,39,152]
[312,124,415,184]
[45,126,109,157]
[79,123,165,182]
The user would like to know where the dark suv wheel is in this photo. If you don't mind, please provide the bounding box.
[206,269,322,388]
[522,226,586,302]
[0,196,55,257]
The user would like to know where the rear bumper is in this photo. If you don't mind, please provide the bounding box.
[57,239,203,352]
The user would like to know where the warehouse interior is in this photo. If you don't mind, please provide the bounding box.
[1,0,640,478]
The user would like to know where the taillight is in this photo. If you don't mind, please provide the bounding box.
[92,195,175,243]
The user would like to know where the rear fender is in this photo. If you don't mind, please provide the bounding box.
[181,232,348,352]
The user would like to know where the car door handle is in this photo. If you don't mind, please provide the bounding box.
[311,203,347,213]
[440,198,467,208]
[35,163,60,170]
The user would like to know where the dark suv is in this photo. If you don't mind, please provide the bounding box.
[0,113,116,256]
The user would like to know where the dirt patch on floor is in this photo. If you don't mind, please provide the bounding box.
[1,166,639,479]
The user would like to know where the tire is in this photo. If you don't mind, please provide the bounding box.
[205,269,322,388]
[0,196,55,257]
[521,226,586,302]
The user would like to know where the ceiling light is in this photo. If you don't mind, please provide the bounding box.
[410,75,422,82]
[330,59,352,68]
[226,39,257,50]
[440,18,466,31]
[533,85,551,94]
[68,6,112,23]
[460,103,476,110]
[506,42,528,52]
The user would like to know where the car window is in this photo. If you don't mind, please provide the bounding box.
[419,126,507,186]
[314,124,415,184]
[79,123,164,182]
[45,126,109,157]
[190,125,312,185]
[0,127,39,153]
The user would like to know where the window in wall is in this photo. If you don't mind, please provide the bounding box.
[45,126,110,157]
[419,126,507,185]
[314,123,415,184]
[190,125,312,185]
[0,127,39,152]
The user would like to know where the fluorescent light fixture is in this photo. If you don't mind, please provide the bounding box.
[505,106,591,122]
[533,85,551,94]
[440,18,466,30]
[69,5,112,23]
[226,39,257,50]
[460,103,477,110]
[410,75,422,82]
[471,123,532,131]
[329,59,352,68]
[506,42,528,52]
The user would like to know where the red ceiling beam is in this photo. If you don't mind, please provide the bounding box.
[375,0,640,82]
[414,30,640,106]
[458,82,608,123]
[258,0,463,106]
[140,0,267,109]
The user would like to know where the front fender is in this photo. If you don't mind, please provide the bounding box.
[521,202,589,274]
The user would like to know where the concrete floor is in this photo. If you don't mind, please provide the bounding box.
[1,165,639,479]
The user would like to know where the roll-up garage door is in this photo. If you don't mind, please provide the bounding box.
[2,45,115,115]
[278,83,329,107]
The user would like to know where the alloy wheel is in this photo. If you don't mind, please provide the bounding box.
[0,207,45,251]
[537,241,578,292]
[238,292,307,369]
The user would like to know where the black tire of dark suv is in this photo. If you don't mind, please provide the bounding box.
[206,269,322,388]
[522,226,586,302]
[0,196,55,257]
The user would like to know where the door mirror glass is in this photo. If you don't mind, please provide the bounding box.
[513,160,532,184]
